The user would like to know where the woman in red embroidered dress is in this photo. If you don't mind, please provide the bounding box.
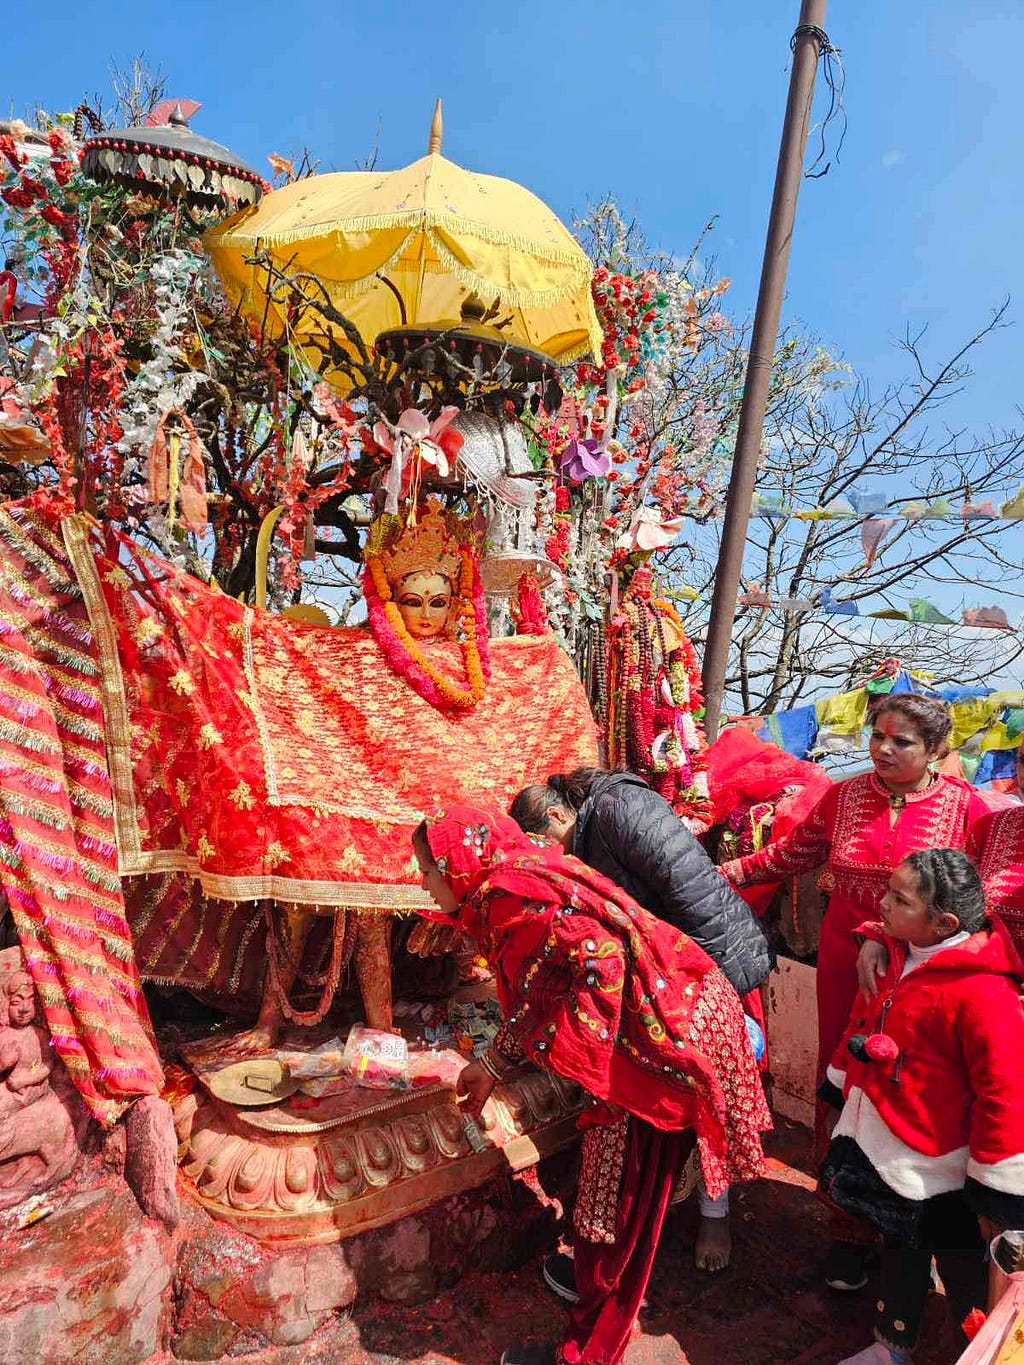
[722,696,987,1089]
[413,803,770,1365]
[971,737,1024,955]
[722,697,987,1291]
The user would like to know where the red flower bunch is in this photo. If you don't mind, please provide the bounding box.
[511,573,549,635]
[575,267,667,387]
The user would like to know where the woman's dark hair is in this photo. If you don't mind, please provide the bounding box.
[872,694,953,756]
[902,848,988,934]
[509,768,603,834]
[411,820,433,867]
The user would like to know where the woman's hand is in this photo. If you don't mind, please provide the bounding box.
[456,1059,497,1117]
[856,939,889,998]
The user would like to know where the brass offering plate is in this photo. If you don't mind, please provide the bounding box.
[204,1058,300,1108]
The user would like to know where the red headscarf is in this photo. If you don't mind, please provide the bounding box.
[421,804,770,1187]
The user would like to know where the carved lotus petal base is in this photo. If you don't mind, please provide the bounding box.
[172,1069,582,1245]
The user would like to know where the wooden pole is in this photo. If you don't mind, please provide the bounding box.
[701,0,829,738]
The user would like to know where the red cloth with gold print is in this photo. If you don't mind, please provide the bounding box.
[64,518,598,911]
[973,804,1024,955]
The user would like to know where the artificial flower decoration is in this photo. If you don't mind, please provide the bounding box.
[616,505,685,552]
[374,407,465,514]
[558,435,612,484]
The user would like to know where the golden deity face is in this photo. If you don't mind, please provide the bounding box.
[395,572,453,640]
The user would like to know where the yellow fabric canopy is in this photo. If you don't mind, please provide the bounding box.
[205,152,602,384]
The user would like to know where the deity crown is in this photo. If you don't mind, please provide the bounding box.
[375,500,464,588]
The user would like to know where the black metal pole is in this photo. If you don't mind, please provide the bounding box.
[701,0,828,738]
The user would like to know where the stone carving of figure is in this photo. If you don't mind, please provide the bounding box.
[0,963,81,1209]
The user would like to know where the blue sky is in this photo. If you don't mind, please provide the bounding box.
[8,1,1022,435]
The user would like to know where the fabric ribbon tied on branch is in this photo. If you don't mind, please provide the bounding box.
[373,407,464,516]
[147,409,209,533]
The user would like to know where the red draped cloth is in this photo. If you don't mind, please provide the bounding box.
[705,727,833,916]
[974,804,1024,955]
[61,517,599,913]
[422,805,770,1365]
[0,499,162,1121]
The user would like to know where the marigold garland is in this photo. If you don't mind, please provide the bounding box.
[364,545,491,712]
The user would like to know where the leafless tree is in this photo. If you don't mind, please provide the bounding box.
[108,55,167,127]
[660,305,1024,712]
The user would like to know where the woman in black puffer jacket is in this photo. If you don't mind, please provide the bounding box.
[511,766,773,1277]
[511,768,772,996]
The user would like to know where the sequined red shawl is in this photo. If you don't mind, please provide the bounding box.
[422,805,770,1181]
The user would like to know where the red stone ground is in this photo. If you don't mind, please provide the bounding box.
[239,1119,966,1365]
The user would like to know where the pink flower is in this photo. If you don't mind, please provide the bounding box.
[375,407,466,514]
[616,505,684,552]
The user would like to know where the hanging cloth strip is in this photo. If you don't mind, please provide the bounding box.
[0,497,162,1123]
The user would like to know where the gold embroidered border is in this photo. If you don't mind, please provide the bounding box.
[0,557,61,615]
[229,906,265,991]
[123,863,434,909]
[0,507,75,591]
[0,713,62,756]
[0,599,99,676]
[0,675,102,739]
[62,516,144,874]
[241,606,281,805]
[17,505,75,563]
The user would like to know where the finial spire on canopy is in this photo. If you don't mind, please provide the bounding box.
[428,100,443,155]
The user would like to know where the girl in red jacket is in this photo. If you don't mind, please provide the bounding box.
[819,848,1024,1365]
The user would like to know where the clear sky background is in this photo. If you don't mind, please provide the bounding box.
[6,2,1023,686]
[8,1,1022,432]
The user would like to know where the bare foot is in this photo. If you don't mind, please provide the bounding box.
[219,1023,281,1057]
[694,1214,731,1272]
[186,1024,280,1065]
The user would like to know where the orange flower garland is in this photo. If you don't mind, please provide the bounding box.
[365,547,487,711]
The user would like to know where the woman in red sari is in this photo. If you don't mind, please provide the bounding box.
[413,803,770,1365]
[972,737,1024,955]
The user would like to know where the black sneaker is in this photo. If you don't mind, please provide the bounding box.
[542,1250,579,1304]
[499,1347,557,1365]
[824,1241,871,1292]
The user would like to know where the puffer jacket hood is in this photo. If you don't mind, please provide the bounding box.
[573,770,773,995]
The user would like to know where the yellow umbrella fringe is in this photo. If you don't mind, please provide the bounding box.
[208,209,590,269]
[427,233,593,313]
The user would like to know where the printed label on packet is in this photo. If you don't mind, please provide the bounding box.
[461,1113,488,1154]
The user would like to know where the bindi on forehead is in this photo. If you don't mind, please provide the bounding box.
[400,572,450,593]
[875,714,921,741]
